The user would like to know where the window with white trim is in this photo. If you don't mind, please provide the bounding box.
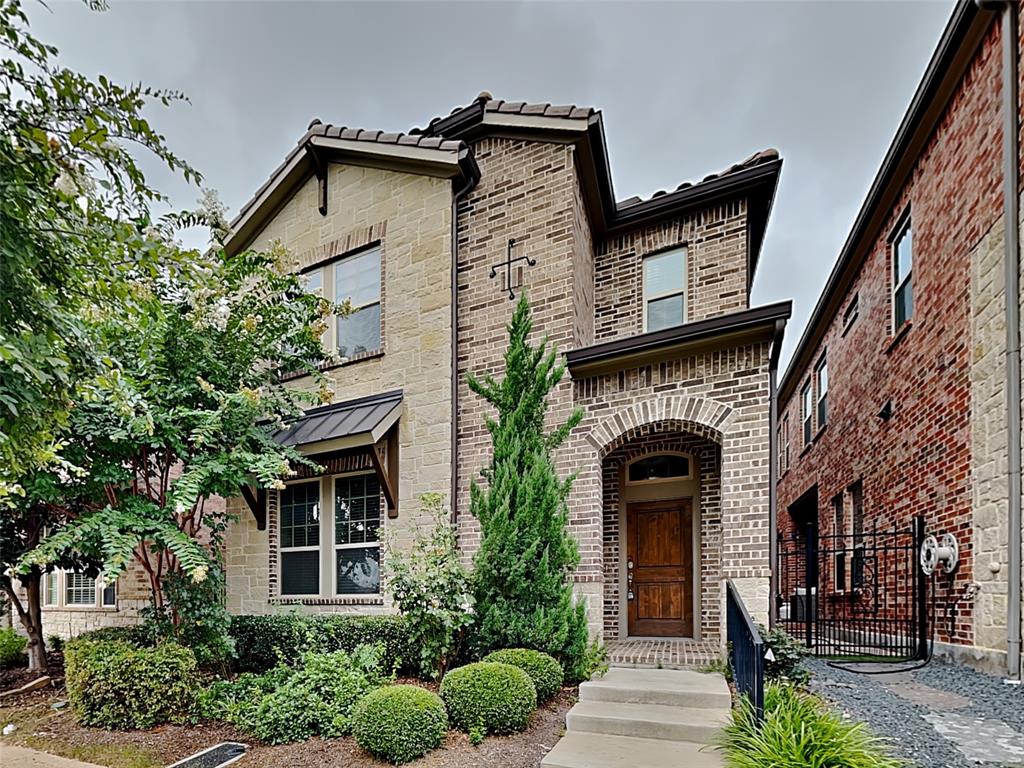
[44,571,59,607]
[279,481,321,596]
[801,381,813,445]
[815,355,828,429]
[779,415,790,474]
[65,572,97,606]
[41,570,117,609]
[335,247,381,360]
[892,216,913,330]
[643,248,687,332]
[334,473,381,595]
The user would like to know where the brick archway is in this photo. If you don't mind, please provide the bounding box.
[586,395,736,458]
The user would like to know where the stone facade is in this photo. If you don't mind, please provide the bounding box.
[777,14,1023,674]
[22,101,783,654]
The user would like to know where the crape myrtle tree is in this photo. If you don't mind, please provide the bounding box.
[22,232,339,653]
[467,295,591,682]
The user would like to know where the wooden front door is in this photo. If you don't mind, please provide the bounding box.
[627,499,694,637]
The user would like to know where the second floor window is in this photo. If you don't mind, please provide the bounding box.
[779,415,790,474]
[801,381,813,445]
[815,356,828,429]
[892,216,913,330]
[335,247,382,360]
[643,247,687,332]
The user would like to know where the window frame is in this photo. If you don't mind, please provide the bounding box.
[891,213,913,332]
[779,415,790,474]
[332,471,383,597]
[815,354,828,430]
[624,452,694,485]
[276,470,385,601]
[801,380,813,445]
[842,293,859,335]
[334,245,382,361]
[277,478,323,598]
[41,570,118,610]
[641,247,688,333]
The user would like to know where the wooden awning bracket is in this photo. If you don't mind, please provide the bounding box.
[304,143,328,216]
[369,425,399,518]
[240,485,268,531]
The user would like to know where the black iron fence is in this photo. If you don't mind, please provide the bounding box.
[777,515,927,660]
[726,579,764,722]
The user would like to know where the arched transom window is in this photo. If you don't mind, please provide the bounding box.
[626,453,693,484]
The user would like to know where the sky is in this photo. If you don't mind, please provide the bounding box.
[26,0,953,369]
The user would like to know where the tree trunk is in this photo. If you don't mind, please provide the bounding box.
[2,571,48,673]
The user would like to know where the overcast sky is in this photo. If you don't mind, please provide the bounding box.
[28,0,952,369]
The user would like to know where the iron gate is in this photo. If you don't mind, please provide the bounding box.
[776,515,927,660]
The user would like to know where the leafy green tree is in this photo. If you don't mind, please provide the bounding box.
[22,238,335,627]
[467,295,590,681]
[0,0,198,501]
[1,0,197,670]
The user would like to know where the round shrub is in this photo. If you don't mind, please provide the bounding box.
[483,649,563,703]
[439,662,536,735]
[352,685,448,764]
[64,639,198,729]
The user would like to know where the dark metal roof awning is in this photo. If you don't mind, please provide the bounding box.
[273,389,403,453]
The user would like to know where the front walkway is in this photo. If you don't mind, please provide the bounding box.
[0,745,104,768]
[806,658,1024,767]
[606,638,719,669]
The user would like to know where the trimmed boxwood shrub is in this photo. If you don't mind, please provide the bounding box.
[483,648,563,703]
[352,685,448,764]
[65,639,198,729]
[439,661,536,735]
[229,614,414,674]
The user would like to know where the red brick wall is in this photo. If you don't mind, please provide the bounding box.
[776,19,1004,647]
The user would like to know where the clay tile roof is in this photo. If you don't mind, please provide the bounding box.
[419,96,597,136]
[616,147,781,209]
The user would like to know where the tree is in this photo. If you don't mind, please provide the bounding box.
[467,295,590,681]
[1,0,197,671]
[22,237,335,632]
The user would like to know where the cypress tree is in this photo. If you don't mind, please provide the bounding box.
[467,295,590,681]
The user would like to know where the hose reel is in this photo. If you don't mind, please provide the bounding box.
[920,533,959,576]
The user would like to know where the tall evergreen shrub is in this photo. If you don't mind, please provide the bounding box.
[468,296,590,681]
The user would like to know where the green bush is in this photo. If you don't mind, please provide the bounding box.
[229,614,413,674]
[483,648,563,702]
[0,627,28,667]
[76,624,155,647]
[352,685,448,764]
[64,639,198,729]
[202,644,388,744]
[439,661,536,735]
[759,625,810,683]
[717,682,903,768]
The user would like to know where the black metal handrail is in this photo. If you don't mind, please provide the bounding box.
[726,579,765,722]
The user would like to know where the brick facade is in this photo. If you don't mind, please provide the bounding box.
[26,101,783,653]
[777,12,1024,674]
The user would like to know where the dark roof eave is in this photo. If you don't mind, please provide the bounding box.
[777,1,997,405]
[566,301,793,373]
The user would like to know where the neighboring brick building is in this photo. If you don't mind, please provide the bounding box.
[32,96,791,663]
[776,1,1023,678]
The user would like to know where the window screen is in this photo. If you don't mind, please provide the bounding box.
[280,550,320,595]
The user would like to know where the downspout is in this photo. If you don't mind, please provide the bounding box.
[768,318,787,629]
[998,0,1022,682]
[450,156,480,523]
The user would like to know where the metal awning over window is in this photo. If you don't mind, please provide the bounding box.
[242,390,402,530]
[272,389,402,453]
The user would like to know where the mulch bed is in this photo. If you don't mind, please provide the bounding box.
[0,671,575,768]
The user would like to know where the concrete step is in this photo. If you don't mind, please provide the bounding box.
[565,699,729,743]
[581,667,731,710]
[541,731,725,768]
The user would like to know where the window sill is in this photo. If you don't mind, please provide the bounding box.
[885,321,913,355]
[799,442,813,458]
[280,350,385,382]
[813,424,828,442]
[270,596,384,607]
[42,606,118,612]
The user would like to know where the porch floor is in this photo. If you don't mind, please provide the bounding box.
[606,637,721,669]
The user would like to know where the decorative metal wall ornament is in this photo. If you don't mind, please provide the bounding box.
[489,238,535,300]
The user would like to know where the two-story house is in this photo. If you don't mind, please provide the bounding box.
[776,1,1022,679]
[35,95,791,665]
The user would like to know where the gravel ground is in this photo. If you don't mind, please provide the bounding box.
[806,657,1024,768]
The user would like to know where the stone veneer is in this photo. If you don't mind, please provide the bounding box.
[223,162,454,614]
